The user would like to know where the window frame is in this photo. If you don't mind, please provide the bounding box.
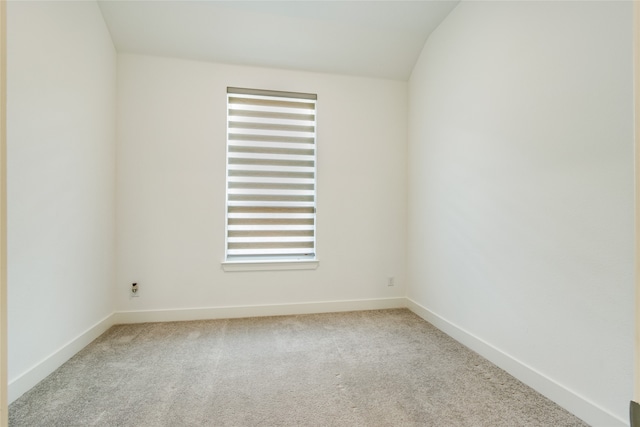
[222,87,318,271]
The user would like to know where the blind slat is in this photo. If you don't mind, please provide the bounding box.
[229,213,315,219]
[227,190,315,198]
[229,146,314,157]
[228,164,314,174]
[229,182,314,190]
[229,236,314,243]
[229,121,315,133]
[228,200,315,208]
[229,96,315,110]
[229,133,314,144]
[228,170,314,180]
[228,248,315,256]
[228,224,315,231]
[228,152,315,162]
[228,140,314,151]
[229,230,314,237]
[229,195,314,202]
[229,109,315,122]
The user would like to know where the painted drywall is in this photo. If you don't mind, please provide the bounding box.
[7,1,116,398]
[116,54,407,312]
[408,1,633,425]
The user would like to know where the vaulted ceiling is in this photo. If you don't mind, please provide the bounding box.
[97,1,460,81]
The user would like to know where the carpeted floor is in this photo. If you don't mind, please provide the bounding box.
[9,309,589,426]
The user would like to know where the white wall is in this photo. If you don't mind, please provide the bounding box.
[407,1,633,425]
[116,54,407,315]
[7,1,116,400]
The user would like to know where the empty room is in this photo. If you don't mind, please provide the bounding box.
[3,0,636,426]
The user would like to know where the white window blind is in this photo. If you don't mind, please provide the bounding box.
[226,87,317,261]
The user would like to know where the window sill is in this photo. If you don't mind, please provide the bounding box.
[221,259,319,272]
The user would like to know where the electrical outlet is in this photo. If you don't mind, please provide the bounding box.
[387,277,395,287]
[131,282,139,297]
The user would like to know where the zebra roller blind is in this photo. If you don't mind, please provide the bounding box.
[226,87,317,261]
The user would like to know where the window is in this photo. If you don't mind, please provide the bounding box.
[224,87,317,267]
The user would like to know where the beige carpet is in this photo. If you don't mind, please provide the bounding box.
[9,309,588,426]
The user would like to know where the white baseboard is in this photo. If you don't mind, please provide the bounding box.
[113,297,407,324]
[405,298,627,427]
[8,313,115,404]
